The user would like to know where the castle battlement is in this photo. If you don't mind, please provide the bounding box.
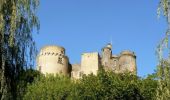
[37,43,137,79]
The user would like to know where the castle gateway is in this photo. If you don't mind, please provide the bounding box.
[37,44,137,79]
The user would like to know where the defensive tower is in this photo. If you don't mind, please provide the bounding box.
[101,43,112,67]
[119,50,137,74]
[37,45,70,76]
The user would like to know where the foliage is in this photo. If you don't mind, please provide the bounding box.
[24,70,158,100]
[156,60,170,100]
[0,0,39,99]
[24,74,73,100]
[16,69,41,99]
[156,0,170,60]
[156,0,170,99]
[69,70,157,100]
[157,0,169,17]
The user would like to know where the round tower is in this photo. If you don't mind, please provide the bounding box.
[36,45,70,76]
[119,50,137,74]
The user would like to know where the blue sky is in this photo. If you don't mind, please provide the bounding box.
[33,0,168,77]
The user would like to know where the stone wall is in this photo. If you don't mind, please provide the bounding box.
[81,52,100,76]
[36,44,137,79]
[119,51,136,74]
[71,64,81,79]
[101,44,137,74]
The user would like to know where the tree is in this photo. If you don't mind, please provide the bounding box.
[24,71,158,100]
[0,0,39,99]
[17,69,41,99]
[156,0,170,99]
[24,75,73,100]
[69,70,157,100]
[156,60,170,100]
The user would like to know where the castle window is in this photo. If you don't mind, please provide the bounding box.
[55,53,58,56]
[58,57,63,64]
[52,52,54,55]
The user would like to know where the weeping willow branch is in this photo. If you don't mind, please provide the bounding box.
[0,0,40,99]
[156,0,170,100]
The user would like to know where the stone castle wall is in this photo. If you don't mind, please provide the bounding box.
[71,64,81,79]
[101,44,136,74]
[80,52,100,76]
[119,51,136,74]
[37,44,137,79]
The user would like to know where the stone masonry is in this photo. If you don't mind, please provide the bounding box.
[37,43,137,79]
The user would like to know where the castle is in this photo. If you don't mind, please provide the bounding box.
[36,43,137,79]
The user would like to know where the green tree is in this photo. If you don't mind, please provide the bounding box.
[156,60,170,100]
[17,69,41,99]
[24,74,73,100]
[24,70,157,100]
[156,0,170,99]
[69,70,157,100]
[0,0,39,99]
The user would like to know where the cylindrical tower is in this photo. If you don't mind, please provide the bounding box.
[37,45,70,76]
[119,50,137,74]
[101,43,112,67]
